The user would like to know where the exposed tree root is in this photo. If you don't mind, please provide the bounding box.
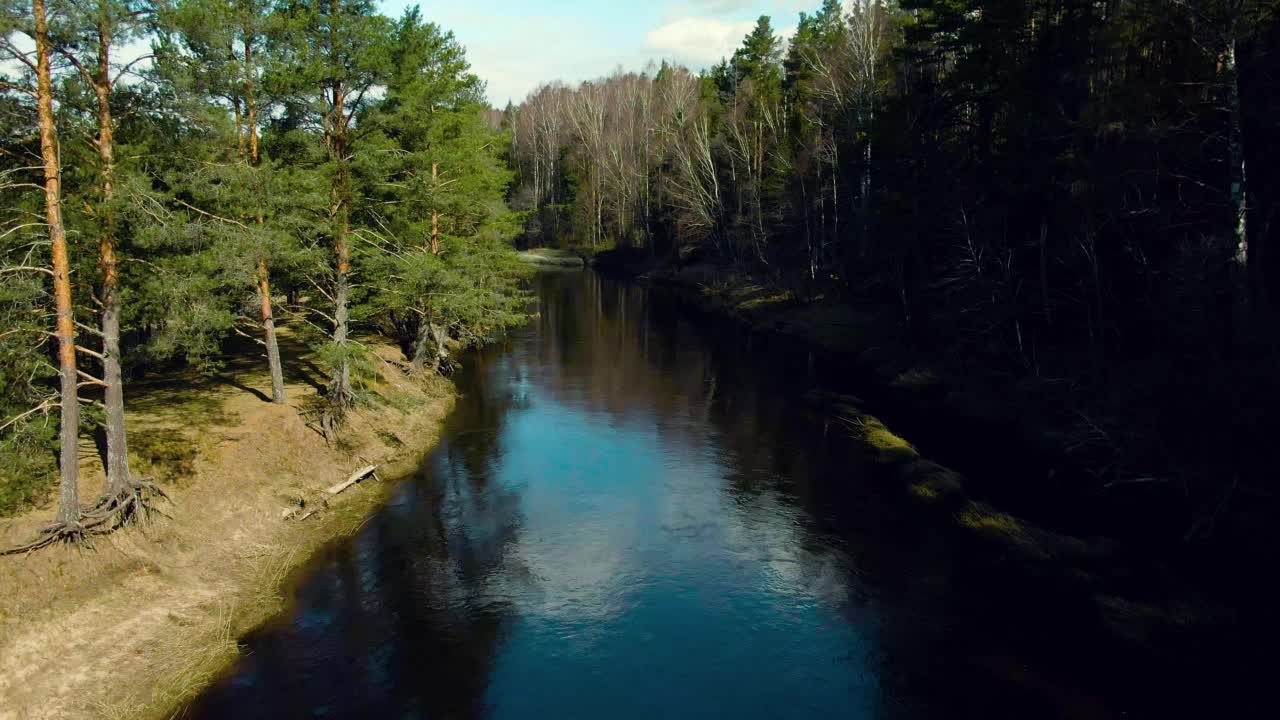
[2,519,101,556]
[318,408,342,445]
[319,390,354,445]
[3,479,170,556]
[84,477,170,529]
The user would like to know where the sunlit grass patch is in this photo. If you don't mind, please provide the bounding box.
[131,429,201,486]
[737,291,794,311]
[955,501,1096,566]
[902,459,968,508]
[958,503,1026,535]
[855,415,917,460]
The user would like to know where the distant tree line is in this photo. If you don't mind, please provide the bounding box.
[507,0,1280,546]
[0,0,526,548]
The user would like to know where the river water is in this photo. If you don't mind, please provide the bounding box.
[190,270,1127,719]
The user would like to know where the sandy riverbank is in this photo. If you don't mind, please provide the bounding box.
[0,335,453,720]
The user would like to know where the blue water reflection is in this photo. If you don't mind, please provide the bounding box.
[190,271,1114,720]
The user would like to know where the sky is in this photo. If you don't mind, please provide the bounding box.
[378,1,812,106]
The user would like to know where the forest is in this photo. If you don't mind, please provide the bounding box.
[0,0,1272,582]
[0,0,527,550]
[1,0,1278,716]
[505,0,1280,578]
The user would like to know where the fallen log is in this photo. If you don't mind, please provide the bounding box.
[325,464,379,496]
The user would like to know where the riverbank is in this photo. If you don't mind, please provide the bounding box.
[592,250,1194,536]
[592,250,1252,697]
[0,334,453,720]
[516,247,587,267]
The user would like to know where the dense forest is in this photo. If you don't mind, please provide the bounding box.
[506,0,1280,569]
[2,2,1278,715]
[0,0,527,548]
[2,0,1278,578]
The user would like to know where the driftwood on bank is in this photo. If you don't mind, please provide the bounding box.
[326,464,379,496]
[282,464,380,522]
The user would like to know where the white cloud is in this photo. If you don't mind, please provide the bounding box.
[644,16,758,66]
[645,14,798,69]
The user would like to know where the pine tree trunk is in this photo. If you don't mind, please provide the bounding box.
[35,0,80,525]
[329,94,352,408]
[410,316,431,371]
[245,40,284,404]
[321,3,352,426]
[430,322,447,373]
[232,93,245,160]
[258,257,286,404]
[431,162,440,255]
[101,284,130,492]
[94,20,132,495]
[245,41,259,167]
[331,189,352,405]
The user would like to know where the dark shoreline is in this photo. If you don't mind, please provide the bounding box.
[588,250,1263,714]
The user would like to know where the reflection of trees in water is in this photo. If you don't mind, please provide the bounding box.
[536,273,1079,720]
[192,416,524,720]
[533,272,738,446]
[192,272,1118,720]
[535,272,853,513]
[443,339,530,489]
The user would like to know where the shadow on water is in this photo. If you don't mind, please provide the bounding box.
[191,271,1195,720]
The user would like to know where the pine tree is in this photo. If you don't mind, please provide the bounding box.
[159,0,290,404]
[51,0,165,522]
[731,15,784,96]
[273,0,392,434]
[0,0,88,549]
[366,7,527,372]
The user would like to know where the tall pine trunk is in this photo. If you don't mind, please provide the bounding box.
[258,257,286,404]
[245,39,285,404]
[35,0,80,526]
[410,313,439,372]
[246,41,259,167]
[315,0,354,433]
[327,86,353,414]
[430,322,447,373]
[431,162,440,255]
[93,18,132,496]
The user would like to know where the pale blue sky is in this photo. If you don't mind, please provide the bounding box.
[377,1,813,106]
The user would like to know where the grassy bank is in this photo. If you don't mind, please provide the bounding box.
[516,247,587,267]
[0,333,454,720]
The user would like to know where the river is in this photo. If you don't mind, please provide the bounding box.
[189,270,1129,719]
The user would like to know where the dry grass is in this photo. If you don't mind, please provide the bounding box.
[839,412,918,464]
[516,248,585,267]
[0,332,453,720]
